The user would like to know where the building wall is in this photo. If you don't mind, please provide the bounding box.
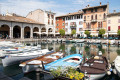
[26,9,44,24]
[27,9,56,35]
[107,15,120,35]
[56,17,65,33]
[65,19,83,35]
[83,5,108,36]
[0,20,43,39]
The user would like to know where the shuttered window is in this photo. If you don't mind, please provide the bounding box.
[108,26,111,31]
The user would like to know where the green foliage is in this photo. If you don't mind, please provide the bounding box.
[71,29,76,35]
[99,29,105,37]
[50,67,84,80]
[70,46,76,54]
[84,30,90,37]
[59,29,65,37]
[59,44,65,51]
[117,30,120,36]
[51,67,62,77]
[116,49,120,55]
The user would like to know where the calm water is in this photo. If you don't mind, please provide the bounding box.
[0,42,120,80]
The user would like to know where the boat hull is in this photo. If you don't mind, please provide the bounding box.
[85,73,106,80]
[2,55,40,67]
[22,64,40,73]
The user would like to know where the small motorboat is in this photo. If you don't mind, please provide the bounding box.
[45,54,83,70]
[80,56,108,80]
[19,51,64,73]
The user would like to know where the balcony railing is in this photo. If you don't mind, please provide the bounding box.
[91,19,97,22]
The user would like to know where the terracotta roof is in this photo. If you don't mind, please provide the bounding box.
[56,11,83,18]
[107,12,120,17]
[82,5,107,10]
[0,15,44,25]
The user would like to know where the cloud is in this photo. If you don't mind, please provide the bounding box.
[73,0,96,4]
[0,0,60,16]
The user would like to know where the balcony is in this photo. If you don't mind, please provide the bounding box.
[85,27,92,30]
[70,26,76,29]
[91,19,97,23]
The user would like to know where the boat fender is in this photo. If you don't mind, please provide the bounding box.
[107,71,111,75]
[109,68,112,72]
[113,69,117,74]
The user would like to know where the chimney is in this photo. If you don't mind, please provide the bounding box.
[88,5,90,8]
[100,2,101,6]
[113,10,116,13]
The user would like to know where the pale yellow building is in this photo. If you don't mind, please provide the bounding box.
[107,12,120,37]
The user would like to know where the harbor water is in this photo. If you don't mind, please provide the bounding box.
[0,42,120,80]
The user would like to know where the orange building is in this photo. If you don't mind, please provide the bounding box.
[55,16,65,34]
[82,2,109,37]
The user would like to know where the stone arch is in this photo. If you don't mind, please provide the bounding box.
[0,24,10,38]
[33,27,39,38]
[13,25,21,38]
[48,28,54,37]
[24,26,30,38]
[41,27,46,32]
[41,27,46,37]
[48,28,53,32]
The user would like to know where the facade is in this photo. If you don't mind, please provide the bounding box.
[0,14,44,39]
[107,12,120,37]
[56,16,65,35]
[82,3,109,37]
[26,9,56,37]
[56,11,83,37]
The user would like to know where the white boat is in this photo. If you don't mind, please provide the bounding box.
[114,56,120,77]
[19,51,64,73]
[2,49,51,67]
[0,45,41,56]
[75,39,85,43]
[80,56,108,80]
[0,41,23,47]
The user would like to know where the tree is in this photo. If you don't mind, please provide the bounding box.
[99,29,105,37]
[59,29,65,37]
[117,30,120,38]
[84,30,90,37]
[71,29,76,37]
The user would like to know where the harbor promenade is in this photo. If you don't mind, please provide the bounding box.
[1,38,119,44]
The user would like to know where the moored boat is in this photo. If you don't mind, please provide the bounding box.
[80,56,108,80]
[2,49,51,67]
[19,51,64,73]
[45,54,83,70]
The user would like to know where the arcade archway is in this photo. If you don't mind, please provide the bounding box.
[0,25,10,38]
[13,26,21,38]
[33,27,39,38]
[41,27,47,37]
[48,28,53,37]
[24,26,30,38]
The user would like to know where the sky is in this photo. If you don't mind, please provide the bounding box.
[0,0,120,17]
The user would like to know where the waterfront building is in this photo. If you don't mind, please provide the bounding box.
[82,2,109,37]
[56,11,83,37]
[0,13,44,39]
[55,15,65,36]
[26,9,56,37]
[107,11,120,37]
